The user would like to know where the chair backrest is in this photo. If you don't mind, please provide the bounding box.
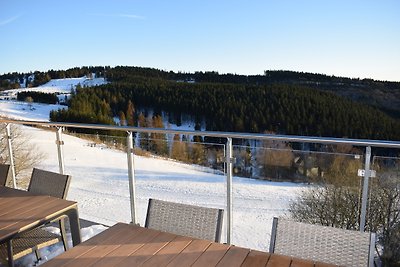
[145,198,224,242]
[0,164,10,186]
[28,168,71,199]
[269,217,376,267]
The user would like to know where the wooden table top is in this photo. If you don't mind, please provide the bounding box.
[0,185,78,242]
[42,222,339,267]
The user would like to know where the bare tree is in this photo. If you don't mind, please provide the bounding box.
[0,124,45,188]
[289,148,400,266]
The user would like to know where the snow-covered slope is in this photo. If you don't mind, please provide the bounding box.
[38,77,107,92]
[1,76,107,98]
[0,76,107,122]
[0,101,65,121]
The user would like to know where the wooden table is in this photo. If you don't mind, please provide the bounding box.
[42,223,338,267]
[0,185,81,266]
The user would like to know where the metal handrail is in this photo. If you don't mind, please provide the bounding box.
[2,118,400,240]
[2,118,400,148]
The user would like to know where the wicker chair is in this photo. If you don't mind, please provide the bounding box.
[269,217,376,267]
[0,164,10,186]
[145,198,224,242]
[0,168,72,263]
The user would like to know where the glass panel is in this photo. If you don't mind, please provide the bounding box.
[4,124,60,189]
[60,130,131,225]
[232,142,364,250]
[135,135,226,229]
[370,156,400,263]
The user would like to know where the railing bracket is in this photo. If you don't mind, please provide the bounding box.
[357,169,376,178]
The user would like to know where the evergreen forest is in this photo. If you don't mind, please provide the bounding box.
[2,66,400,140]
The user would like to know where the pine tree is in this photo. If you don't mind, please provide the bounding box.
[126,100,135,126]
[119,111,126,126]
[149,115,167,155]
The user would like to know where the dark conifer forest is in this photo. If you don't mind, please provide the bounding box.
[2,66,400,140]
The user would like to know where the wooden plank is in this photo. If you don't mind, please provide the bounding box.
[290,257,315,267]
[191,242,230,267]
[116,231,177,267]
[0,195,51,217]
[216,246,250,267]
[60,224,146,267]
[91,227,161,267]
[92,226,163,267]
[141,235,193,267]
[41,223,138,267]
[266,253,292,267]
[166,239,212,267]
[0,194,37,208]
[0,195,75,230]
[3,198,73,233]
[0,197,58,232]
[240,250,270,267]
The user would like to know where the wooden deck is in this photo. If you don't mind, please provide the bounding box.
[42,223,339,267]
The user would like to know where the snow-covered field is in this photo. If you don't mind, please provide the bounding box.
[0,77,307,266]
[0,101,65,121]
[4,77,107,95]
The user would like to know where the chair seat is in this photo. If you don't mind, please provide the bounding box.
[0,228,61,261]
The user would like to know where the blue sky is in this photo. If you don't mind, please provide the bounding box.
[0,0,399,81]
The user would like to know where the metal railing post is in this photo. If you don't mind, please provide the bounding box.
[56,127,65,174]
[226,137,233,244]
[127,131,137,224]
[360,146,371,231]
[5,124,17,188]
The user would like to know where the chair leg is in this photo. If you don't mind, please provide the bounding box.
[34,248,42,262]
[7,239,14,267]
[59,218,68,251]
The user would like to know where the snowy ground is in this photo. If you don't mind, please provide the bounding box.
[4,77,107,95]
[0,100,65,121]
[0,77,307,266]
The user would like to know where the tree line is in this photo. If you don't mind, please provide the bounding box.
[0,66,108,89]
[51,77,400,141]
[2,66,400,119]
[17,91,58,104]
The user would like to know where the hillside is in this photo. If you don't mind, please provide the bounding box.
[2,66,400,140]
[2,67,400,117]
[103,67,400,118]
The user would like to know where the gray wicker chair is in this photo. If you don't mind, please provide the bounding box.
[0,168,72,263]
[269,217,376,267]
[0,164,10,186]
[145,198,224,242]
